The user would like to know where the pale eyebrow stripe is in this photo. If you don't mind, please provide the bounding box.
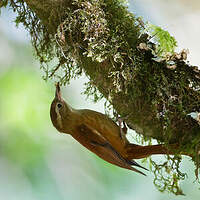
[55,105,63,129]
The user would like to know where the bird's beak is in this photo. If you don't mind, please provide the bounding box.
[55,82,62,101]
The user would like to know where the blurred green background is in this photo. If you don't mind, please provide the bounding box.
[0,1,200,199]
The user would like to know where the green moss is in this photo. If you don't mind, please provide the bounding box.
[147,24,177,56]
[0,0,8,8]
[151,155,186,195]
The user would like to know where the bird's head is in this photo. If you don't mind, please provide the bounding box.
[50,82,69,132]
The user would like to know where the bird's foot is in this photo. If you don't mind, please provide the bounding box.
[117,116,128,136]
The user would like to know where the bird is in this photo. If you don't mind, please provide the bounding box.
[50,83,184,175]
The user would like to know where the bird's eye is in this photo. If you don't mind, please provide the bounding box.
[57,103,62,109]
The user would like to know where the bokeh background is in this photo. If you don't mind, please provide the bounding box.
[0,1,200,199]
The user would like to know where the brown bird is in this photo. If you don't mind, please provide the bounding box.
[50,83,182,175]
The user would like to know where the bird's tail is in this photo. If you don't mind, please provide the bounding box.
[125,143,190,160]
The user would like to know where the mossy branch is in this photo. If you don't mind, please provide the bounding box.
[1,0,200,195]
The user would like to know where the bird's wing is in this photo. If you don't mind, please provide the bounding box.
[77,109,128,152]
[74,123,147,176]
[78,109,124,139]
